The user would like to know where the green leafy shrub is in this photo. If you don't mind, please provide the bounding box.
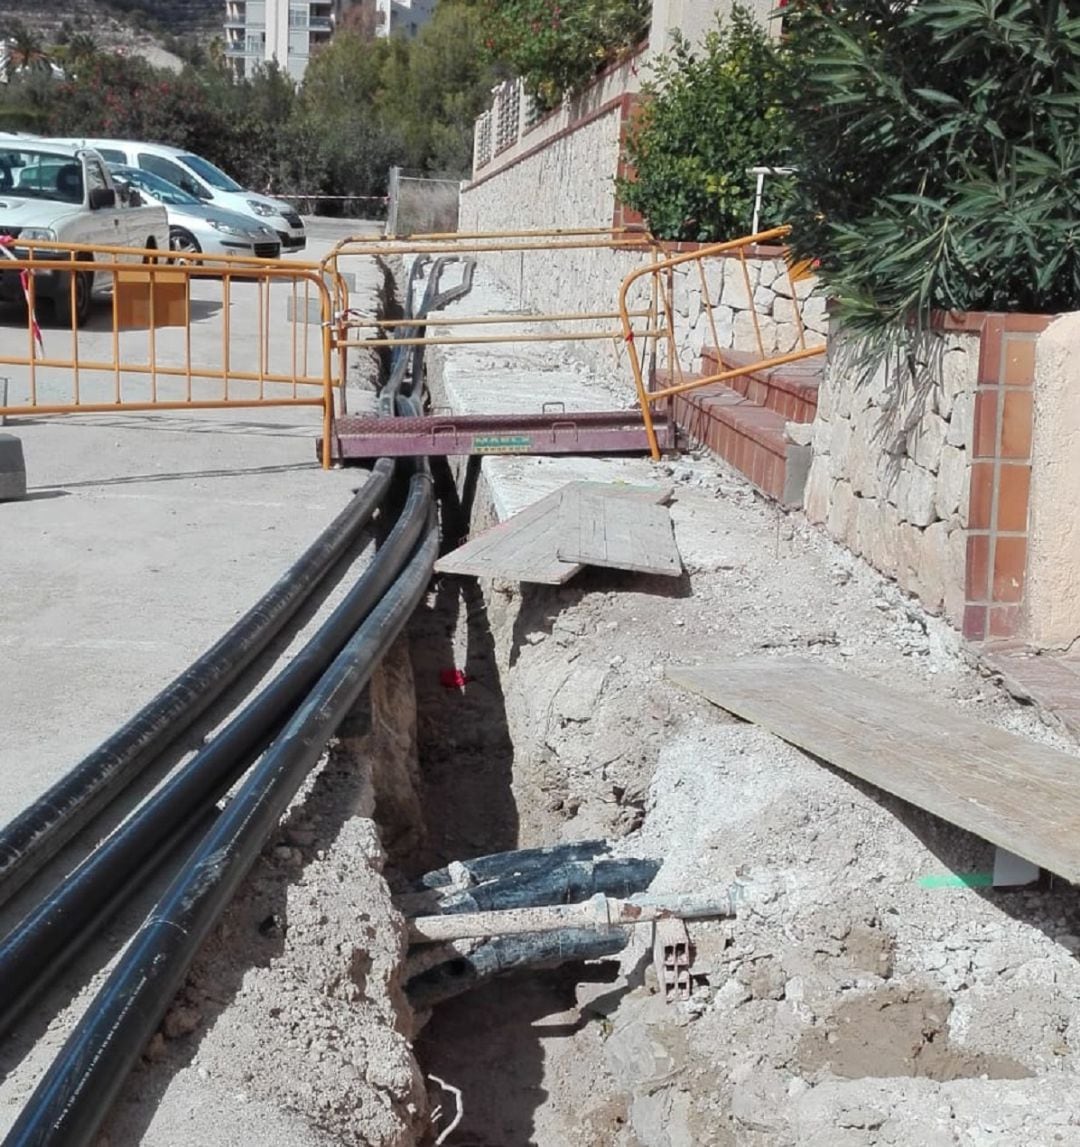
[616,6,793,243]
[479,0,650,109]
[783,0,1080,331]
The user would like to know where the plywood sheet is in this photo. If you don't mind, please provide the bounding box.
[435,487,577,584]
[435,481,671,585]
[668,657,1080,883]
[557,486,681,576]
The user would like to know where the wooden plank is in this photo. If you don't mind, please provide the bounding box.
[557,486,682,576]
[667,657,1080,883]
[435,481,672,584]
[435,487,577,583]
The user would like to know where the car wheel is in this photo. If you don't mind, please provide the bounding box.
[169,229,201,265]
[52,265,92,328]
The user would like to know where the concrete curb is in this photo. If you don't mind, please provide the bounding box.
[0,434,26,502]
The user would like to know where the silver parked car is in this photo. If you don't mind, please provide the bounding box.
[107,165,282,261]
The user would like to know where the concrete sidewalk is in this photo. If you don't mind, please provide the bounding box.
[0,219,381,838]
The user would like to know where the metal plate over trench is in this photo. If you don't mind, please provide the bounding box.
[326,410,675,461]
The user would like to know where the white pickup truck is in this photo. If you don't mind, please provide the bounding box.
[0,137,168,326]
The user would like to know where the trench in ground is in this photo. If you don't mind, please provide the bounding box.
[388,456,1031,1147]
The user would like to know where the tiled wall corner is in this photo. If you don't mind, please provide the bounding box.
[961,314,1051,642]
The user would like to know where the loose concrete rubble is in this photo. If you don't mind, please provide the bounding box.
[411,260,1080,1146]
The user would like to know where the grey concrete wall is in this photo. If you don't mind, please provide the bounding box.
[649,0,779,55]
[1025,313,1080,647]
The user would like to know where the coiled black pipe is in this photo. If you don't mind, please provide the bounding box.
[2,526,439,1147]
[0,459,395,910]
[0,469,433,1038]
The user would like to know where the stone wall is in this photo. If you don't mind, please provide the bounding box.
[803,312,1057,642]
[460,102,654,386]
[803,329,979,625]
[463,122,828,390]
[664,250,827,373]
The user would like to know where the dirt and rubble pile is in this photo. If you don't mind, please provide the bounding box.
[412,449,1080,1146]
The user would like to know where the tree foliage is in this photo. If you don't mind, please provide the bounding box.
[616,6,792,242]
[479,0,649,108]
[0,1,496,211]
[782,0,1080,329]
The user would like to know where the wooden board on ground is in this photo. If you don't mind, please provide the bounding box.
[435,481,672,585]
[557,484,682,577]
[668,657,1080,883]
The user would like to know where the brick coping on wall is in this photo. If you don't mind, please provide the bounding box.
[519,44,650,142]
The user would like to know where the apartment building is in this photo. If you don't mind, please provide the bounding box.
[225,0,436,79]
[224,0,341,80]
[372,0,437,39]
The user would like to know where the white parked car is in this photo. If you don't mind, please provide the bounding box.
[107,165,282,261]
[0,139,168,325]
[51,138,306,251]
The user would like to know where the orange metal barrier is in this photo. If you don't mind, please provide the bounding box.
[319,229,666,394]
[0,240,345,468]
[617,226,828,459]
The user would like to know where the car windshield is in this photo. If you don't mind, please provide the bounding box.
[113,166,200,207]
[0,148,84,203]
[178,154,244,193]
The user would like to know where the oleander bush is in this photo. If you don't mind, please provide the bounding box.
[782,0,1080,332]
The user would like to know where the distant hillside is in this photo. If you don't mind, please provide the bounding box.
[97,0,220,37]
[0,0,219,64]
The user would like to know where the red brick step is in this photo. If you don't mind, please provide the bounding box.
[657,348,824,505]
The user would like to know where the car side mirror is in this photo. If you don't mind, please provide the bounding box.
[89,187,116,210]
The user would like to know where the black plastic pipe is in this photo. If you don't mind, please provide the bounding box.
[433,857,663,915]
[406,927,630,1012]
[417,840,610,890]
[0,470,433,1038]
[0,459,395,909]
[2,525,438,1147]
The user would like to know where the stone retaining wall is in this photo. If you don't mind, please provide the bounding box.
[803,313,1055,641]
[460,78,828,391]
[462,135,829,389]
[803,329,978,626]
[663,251,827,374]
